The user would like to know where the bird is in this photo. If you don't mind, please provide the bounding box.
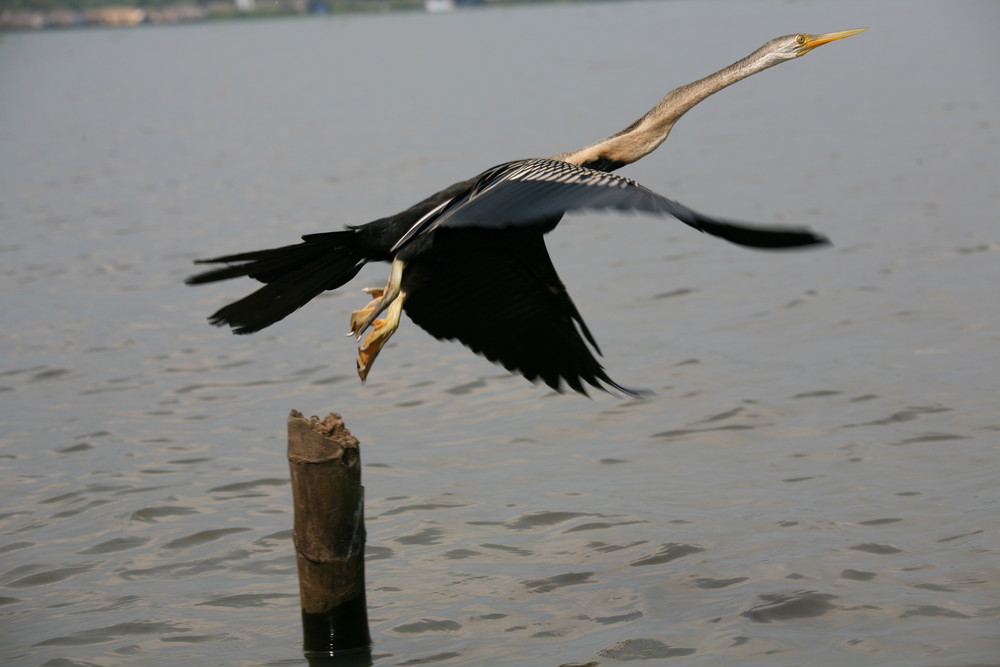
[187,28,865,397]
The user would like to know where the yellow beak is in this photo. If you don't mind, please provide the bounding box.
[797,28,867,56]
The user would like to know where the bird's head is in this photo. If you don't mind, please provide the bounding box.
[758,28,867,66]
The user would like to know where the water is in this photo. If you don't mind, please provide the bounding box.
[2,1,999,665]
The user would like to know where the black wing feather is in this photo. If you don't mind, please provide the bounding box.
[431,159,828,250]
[401,228,639,396]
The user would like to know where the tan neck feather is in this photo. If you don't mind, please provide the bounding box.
[550,47,777,170]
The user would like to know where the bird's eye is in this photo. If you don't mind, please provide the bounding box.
[795,34,807,45]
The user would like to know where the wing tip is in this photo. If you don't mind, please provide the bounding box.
[538,371,652,400]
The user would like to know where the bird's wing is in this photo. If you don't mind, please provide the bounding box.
[390,197,454,253]
[400,228,642,397]
[429,158,828,250]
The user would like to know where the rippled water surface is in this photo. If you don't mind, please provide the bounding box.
[2,1,999,665]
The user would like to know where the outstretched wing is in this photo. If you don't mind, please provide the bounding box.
[396,158,828,250]
[400,227,642,397]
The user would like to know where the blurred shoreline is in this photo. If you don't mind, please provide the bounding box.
[0,0,499,31]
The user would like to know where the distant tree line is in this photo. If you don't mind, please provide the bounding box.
[4,0,197,10]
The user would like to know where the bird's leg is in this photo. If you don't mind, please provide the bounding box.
[356,289,406,382]
[348,258,406,382]
[347,258,404,339]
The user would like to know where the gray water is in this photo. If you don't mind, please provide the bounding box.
[2,1,999,665]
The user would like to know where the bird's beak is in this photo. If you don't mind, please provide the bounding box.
[796,28,867,56]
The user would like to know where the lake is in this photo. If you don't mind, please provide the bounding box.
[1,1,998,665]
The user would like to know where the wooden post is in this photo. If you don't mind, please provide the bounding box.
[287,410,372,660]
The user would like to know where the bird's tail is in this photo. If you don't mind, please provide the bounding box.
[185,230,367,334]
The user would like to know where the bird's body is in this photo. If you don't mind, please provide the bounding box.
[187,29,864,396]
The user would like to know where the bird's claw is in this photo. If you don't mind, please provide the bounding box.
[348,290,385,339]
[348,258,406,382]
[355,318,391,382]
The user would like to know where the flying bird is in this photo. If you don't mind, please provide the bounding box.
[187,29,865,396]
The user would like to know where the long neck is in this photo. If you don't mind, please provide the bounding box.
[550,47,778,171]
